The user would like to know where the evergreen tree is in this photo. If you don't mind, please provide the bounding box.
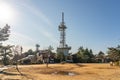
[0,24,12,65]
[57,52,65,62]
[74,46,94,63]
[96,51,105,63]
[35,44,40,52]
[107,45,120,61]
[0,24,10,42]
[0,45,13,65]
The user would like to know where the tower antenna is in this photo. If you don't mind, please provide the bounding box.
[57,12,71,62]
[62,12,64,23]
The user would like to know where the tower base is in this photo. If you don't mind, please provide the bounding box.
[57,47,72,62]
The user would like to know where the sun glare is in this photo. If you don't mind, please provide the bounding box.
[0,2,15,23]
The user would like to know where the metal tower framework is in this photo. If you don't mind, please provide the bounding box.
[57,12,71,59]
[59,12,67,48]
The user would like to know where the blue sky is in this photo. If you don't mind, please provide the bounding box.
[0,0,120,54]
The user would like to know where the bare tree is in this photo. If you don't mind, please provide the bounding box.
[45,45,54,68]
[12,45,23,75]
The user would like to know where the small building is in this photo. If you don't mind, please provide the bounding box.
[36,50,50,63]
[19,50,55,64]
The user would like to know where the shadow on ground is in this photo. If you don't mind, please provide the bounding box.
[75,63,87,67]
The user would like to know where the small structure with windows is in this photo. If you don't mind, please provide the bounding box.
[19,50,55,64]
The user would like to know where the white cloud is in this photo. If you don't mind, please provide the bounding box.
[19,2,58,45]
[11,31,36,43]
[4,31,37,52]
[20,2,53,27]
[40,30,58,44]
[4,31,36,46]
[19,3,57,44]
[3,1,58,52]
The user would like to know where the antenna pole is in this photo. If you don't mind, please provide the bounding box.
[62,12,64,23]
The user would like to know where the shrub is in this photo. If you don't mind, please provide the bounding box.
[114,61,120,66]
[23,59,31,64]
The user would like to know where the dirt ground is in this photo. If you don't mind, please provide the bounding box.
[0,63,120,80]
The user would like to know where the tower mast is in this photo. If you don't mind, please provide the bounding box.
[62,12,64,23]
[57,12,71,61]
[59,12,66,48]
